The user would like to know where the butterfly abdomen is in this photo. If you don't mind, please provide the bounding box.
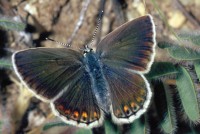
[84,51,110,112]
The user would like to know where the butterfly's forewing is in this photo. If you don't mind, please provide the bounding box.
[12,48,84,102]
[51,70,104,128]
[102,65,151,124]
[96,15,156,73]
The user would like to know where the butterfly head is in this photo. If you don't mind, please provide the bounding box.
[83,45,93,54]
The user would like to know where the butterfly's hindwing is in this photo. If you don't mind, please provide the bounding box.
[51,69,104,128]
[102,65,152,124]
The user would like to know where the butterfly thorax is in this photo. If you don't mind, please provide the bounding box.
[84,50,110,113]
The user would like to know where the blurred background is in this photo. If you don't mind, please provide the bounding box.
[0,0,200,134]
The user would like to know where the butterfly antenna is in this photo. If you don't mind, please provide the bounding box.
[46,38,70,47]
[89,10,103,48]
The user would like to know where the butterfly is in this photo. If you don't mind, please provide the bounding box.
[12,14,156,128]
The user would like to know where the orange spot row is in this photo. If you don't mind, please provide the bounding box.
[82,112,88,119]
[57,105,100,121]
[73,111,79,118]
[94,112,98,118]
[131,102,135,108]
[65,109,70,114]
[136,97,144,103]
[115,109,122,117]
[57,105,64,110]
[139,90,146,95]
[123,105,129,112]
[130,102,139,111]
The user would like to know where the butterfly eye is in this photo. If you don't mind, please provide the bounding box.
[81,111,88,121]
[133,105,139,112]
[65,109,71,115]
[136,97,144,104]
[115,109,123,117]
[130,102,139,112]
[123,105,131,115]
[57,105,64,110]
[131,102,135,108]
[139,89,146,95]
[73,111,79,119]
[93,111,99,119]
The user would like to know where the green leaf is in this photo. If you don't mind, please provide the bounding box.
[146,62,178,79]
[194,60,200,80]
[0,18,25,31]
[130,117,149,134]
[179,32,200,46]
[168,46,200,60]
[157,41,173,49]
[104,120,119,134]
[0,58,12,69]
[153,81,177,134]
[43,122,67,131]
[176,66,200,121]
[0,120,2,133]
[75,128,92,134]
[161,83,177,134]
[158,40,200,60]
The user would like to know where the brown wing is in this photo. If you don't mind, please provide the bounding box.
[96,15,156,73]
[102,65,152,124]
[51,70,104,128]
[12,48,84,101]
